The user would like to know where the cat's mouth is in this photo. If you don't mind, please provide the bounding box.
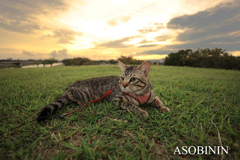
[121,87,135,94]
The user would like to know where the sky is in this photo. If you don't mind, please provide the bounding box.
[0,0,239,60]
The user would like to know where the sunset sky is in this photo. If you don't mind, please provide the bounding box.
[0,0,239,60]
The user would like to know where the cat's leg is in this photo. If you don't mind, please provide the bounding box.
[113,95,149,117]
[149,95,170,112]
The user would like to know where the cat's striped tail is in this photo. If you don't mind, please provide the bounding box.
[37,93,69,122]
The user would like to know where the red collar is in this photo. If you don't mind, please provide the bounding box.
[122,91,151,105]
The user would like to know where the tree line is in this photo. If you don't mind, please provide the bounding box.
[34,58,58,67]
[164,48,240,70]
[61,56,144,66]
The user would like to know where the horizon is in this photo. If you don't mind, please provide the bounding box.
[0,57,165,62]
[0,0,240,60]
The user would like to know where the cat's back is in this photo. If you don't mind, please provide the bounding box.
[66,76,119,92]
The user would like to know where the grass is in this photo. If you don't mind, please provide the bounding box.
[0,65,240,160]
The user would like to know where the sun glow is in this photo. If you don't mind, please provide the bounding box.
[229,51,240,56]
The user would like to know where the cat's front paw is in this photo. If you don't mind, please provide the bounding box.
[141,110,149,118]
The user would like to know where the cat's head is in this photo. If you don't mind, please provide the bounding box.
[118,60,152,95]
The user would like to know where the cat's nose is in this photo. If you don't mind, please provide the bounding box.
[123,82,129,88]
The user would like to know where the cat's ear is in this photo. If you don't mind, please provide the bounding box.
[138,61,151,76]
[118,60,126,72]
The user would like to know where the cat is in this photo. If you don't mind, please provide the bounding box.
[37,60,170,121]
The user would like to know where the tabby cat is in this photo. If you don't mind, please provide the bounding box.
[37,60,170,121]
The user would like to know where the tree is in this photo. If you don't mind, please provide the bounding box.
[34,59,42,67]
[153,62,157,65]
[108,59,117,64]
[45,58,58,67]
[164,49,192,66]
[164,48,239,70]
[62,57,93,66]
[118,56,143,65]
[41,60,47,67]
[118,56,133,64]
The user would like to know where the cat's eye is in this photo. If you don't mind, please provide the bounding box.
[130,77,136,82]
[121,76,124,81]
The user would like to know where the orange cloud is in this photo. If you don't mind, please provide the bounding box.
[43,29,82,44]
[107,15,131,26]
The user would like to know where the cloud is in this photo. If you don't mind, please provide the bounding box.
[45,29,82,44]
[0,48,19,52]
[136,48,176,55]
[0,0,69,34]
[120,16,131,22]
[50,50,58,58]
[167,37,240,51]
[58,49,68,57]
[136,3,155,13]
[136,34,172,48]
[96,36,135,48]
[0,53,29,60]
[138,39,152,44]
[22,50,34,56]
[138,44,158,48]
[137,23,164,34]
[96,31,168,49]
[0,48,70,60]
[98,1,240,58]
[154,35,172,41]
[166,1,240,51]
[0,49,43,59]
[50,49,69,58]
[141,3,155,10]
[107,15,131,26]
[107,19,118,26]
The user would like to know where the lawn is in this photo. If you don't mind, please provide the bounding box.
[0,65,240,160]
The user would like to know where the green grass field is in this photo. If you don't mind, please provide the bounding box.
[0,65,240,160]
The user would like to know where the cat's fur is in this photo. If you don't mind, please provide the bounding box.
[37,60,170,121]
